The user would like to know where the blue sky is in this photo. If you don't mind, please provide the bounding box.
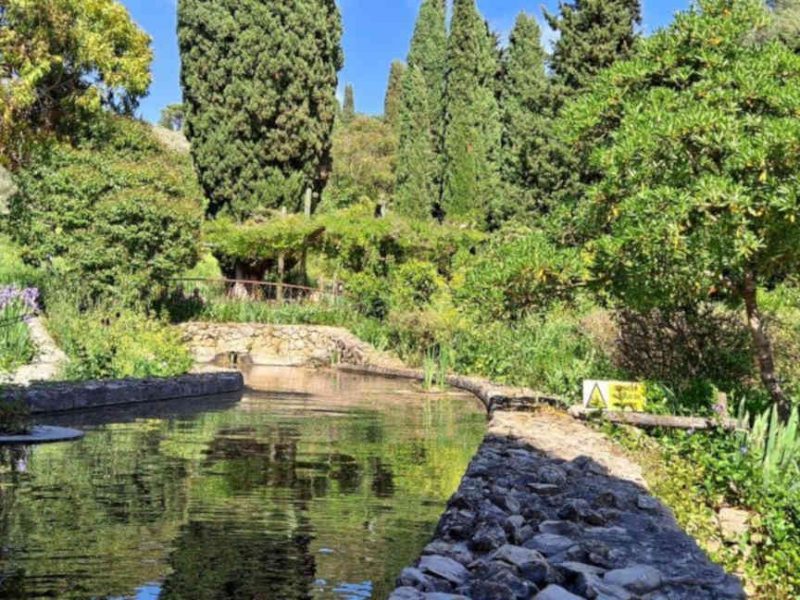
[122,0,691,123]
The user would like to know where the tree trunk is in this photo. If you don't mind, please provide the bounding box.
[232,262,249,300]
[743,273,790,420]
[277,253,285,303]
[304,187,313,218]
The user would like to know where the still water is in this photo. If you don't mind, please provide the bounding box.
[0,368,486,600]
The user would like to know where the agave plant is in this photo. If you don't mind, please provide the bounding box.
[740,402,800,485]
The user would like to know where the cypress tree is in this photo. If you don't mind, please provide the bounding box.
[441,0,502,224]
[407,0,447,142]
[383,61,406,128]
[498,13,549,222]
[178,0,343,220]
[545,0,642,95]
[342,84,356,124]
[395,67,436,219]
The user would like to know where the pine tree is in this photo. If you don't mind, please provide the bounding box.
[407,0,447,142]
[342,84,356,124]
[383,61,406,128]
[441,0,503,224]
[499,13,549,222]
[545,0,642,95]
[395,67,436,219]
[178,0,343,220]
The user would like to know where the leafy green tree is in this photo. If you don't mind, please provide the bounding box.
[324,116,397,209]
[342,84,356,124]
[383,61,407,128]
[565,0,800,417]
[407,0,447,149]
[395,67,437,220]
[0,0,152,168]
[498,13,550,223]
[159,104,186,131]
[8,118,202,304]
[441,0,502,225]
[178,0,343,220]
[545,0,642,95]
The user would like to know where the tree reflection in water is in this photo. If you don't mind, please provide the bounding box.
[0,369,485,599]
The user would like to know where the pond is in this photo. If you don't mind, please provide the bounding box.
[0,368,486,599]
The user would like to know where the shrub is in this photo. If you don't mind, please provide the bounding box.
[455,231,581,322]
[614,305,755,410]
[9,117,203,306]
[390,260,445,310]
[347,272,391,320]
[46,299,192,381]
[622,426,800,598]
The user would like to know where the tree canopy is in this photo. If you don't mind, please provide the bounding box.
[441,0,502,225]
[0,0,152,168]
[178,0,343,221]
[564,0,800,415]
[499,13,550,223]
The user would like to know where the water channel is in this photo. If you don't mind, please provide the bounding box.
[0,367,486,599]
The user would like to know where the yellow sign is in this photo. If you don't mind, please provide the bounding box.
[583,380,647,411]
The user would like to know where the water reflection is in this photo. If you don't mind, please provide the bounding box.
[0,368,485,599]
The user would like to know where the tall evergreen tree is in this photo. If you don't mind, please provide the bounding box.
[395,67,436,219]
[441,0,503,224]
[499,12,549,222]
[342,84,356,124]
[383,61,406,128]
[178,0,343,221]
[545,0,642,95]
[407,0,447,143]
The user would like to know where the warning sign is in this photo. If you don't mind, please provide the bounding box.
[582,380,647,411]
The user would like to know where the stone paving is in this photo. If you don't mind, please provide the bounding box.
[388,410,745,600]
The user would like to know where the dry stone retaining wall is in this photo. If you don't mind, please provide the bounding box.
[179,322,406,369]
[3,372,244,414]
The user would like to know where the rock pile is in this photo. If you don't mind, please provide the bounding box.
[389,435,744,600]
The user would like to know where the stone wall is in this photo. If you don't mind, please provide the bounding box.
[0,318,68,386]
[3,372,244,414]
[179,322,405,369]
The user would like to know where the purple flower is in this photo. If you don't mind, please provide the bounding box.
[0,285,39,314]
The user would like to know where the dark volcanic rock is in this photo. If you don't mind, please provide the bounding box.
[387,431,745,600]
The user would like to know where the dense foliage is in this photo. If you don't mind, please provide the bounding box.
[441,0,502,224]
[395,67,437,219]
[0,0,152,168]
[324,116,397,210]
[545,0,642,95]
[383,61,406,129]
[499,13,550,221]
[7,118,203,305]
[564,0,800,415]
[178,0,343,220]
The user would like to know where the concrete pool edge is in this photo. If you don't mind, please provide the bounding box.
[3,371,244,414]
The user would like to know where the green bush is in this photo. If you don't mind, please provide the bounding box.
[9,117,203,306]
[455,231,581,322]
[390,260,444,310]
[346,272,391,320]
[47,299,192,381]
[617,426,800,599]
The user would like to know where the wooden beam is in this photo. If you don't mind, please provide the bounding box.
[568,406,744,431]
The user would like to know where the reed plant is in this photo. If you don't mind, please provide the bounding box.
[0,286,37,372]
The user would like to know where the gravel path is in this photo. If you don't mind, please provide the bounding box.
[388,409,744,600]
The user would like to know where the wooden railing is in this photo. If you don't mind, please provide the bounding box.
[170,278,342,304]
